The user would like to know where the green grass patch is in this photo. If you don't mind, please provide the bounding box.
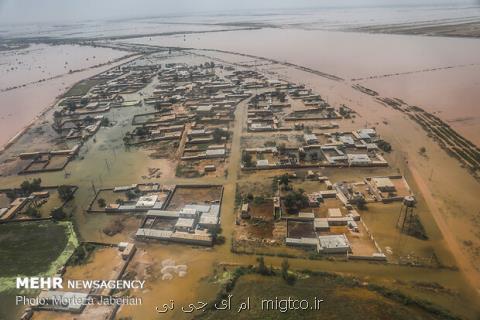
[0,221,78,291]
[198,271,459,320]
[63,78,105,98]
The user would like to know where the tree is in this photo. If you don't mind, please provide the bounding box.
[84,115,94,124]
[25,207,40,218]
[257,256,269,275]
[242,152,253,167]
[356,197,367,210]
[126,190,138,201]
[51,207,66,220]
[80,97,89,106]
[135,126,150,137]
[66,101,76,112]
[212,128,227,143]
[281,258,289,280]
[279,173,289,186]
[20,178,42,195]
[97,198,106,208]
[101,117,110,126]
[419,146,426,154]
[58,185,74,202]
[281,258,295,285]
[377,140,392,153]
[283,189,309,214]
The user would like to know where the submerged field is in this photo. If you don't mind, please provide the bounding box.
[200,272,453,320]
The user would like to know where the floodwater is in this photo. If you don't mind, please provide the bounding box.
[125,28,480,146]
[359,65,480,146]
[0,44,131,147]
[2,8,480,319]
[0,44,125,90]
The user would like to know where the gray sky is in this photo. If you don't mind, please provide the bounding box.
[0,0,478,25]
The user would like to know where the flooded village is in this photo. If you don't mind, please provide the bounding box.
[1,4,480,320]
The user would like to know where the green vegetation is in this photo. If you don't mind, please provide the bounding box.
[199,270,458,320]
[283,189,309,214]
[281,258,296,285]
[58,185,75,202]
[126,189,139,201]
[51,207,66,220]
[377,140,392,152]
[20,178,42,195]
[256,256,274,276]
[279,173,290,187]
[97,198,106,208]
[242,152,253,167]
[212,128,229,143]
[63,78,105,98]
[67,243,97,266]
[356,197,367,210]
[0,221,70,277]
[25,206,40,218]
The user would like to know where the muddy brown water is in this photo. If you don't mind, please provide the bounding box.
[1,48,480,319]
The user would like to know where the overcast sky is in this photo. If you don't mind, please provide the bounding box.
[0,0,478,25]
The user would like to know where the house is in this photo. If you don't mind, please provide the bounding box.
[0,197,28,220]
[196,105,213,113]
[241,203,250,219]
[304,133,318,145]
[205,149,226,158]
[175,218,195,232]
[179,208,198,219]
[121,243,136,260]
[204,165,216,172]
[314,218,330,232]
[318,234,352,253]
[256,159,269,167]
[135,195,159,209]
[371,177,395,192]
[286,237,319,248]
[347,154,372,166]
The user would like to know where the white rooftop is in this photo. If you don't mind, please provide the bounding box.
[136,195,159,208]
[175,218,195,229]
[318,234,351,250]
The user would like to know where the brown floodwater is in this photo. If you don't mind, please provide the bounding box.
[125,28,480,146]
[0,44,130,147]
[2,47,480,319]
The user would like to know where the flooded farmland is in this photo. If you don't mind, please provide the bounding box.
[1,3,480,320]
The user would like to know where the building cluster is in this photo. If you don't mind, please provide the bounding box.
[22,242,137,320]
[136,203,221,246]
[247,85,346,132]
[243,128,388,169]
